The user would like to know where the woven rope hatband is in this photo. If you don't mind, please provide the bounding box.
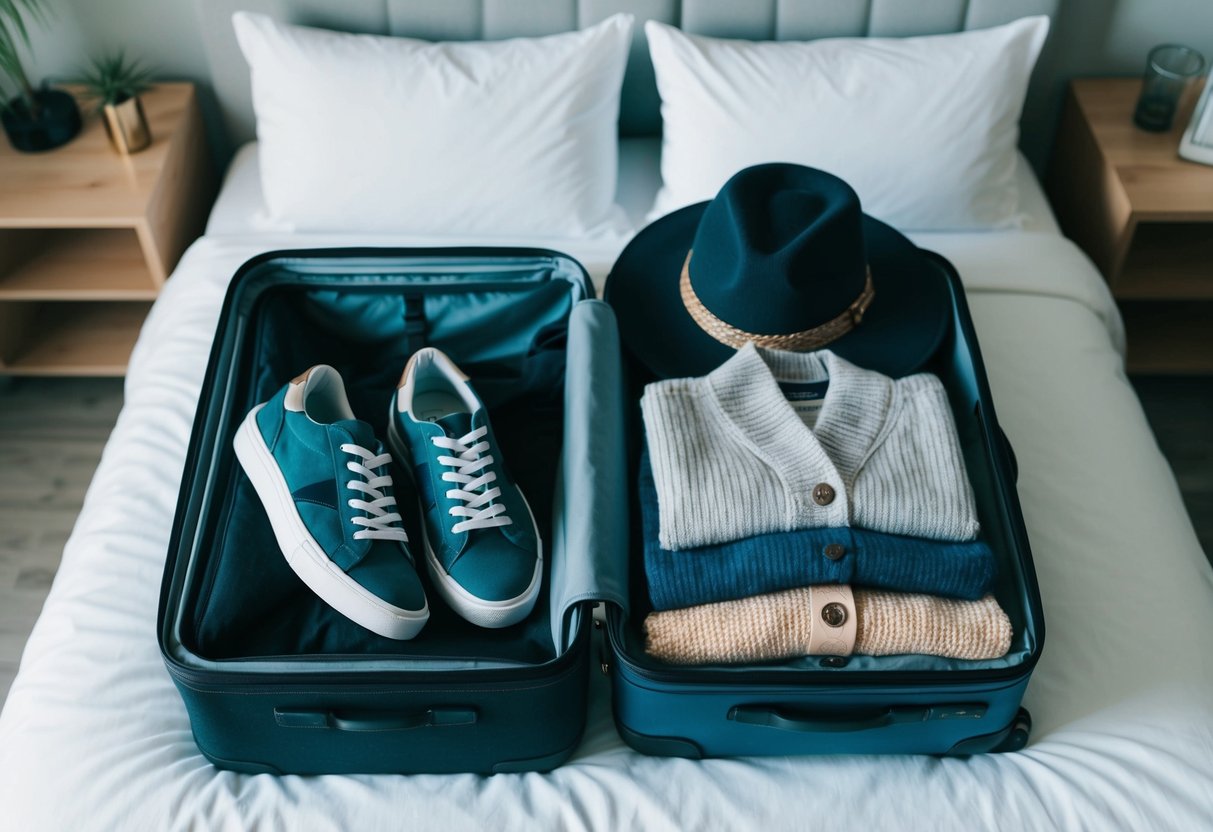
[679,251,876,351]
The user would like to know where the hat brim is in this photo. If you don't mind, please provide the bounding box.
[604,201,952,379]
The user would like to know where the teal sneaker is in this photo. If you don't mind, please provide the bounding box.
[387,348,542,629]
[233,365,429,640]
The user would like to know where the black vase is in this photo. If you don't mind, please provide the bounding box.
[1,89,83,152]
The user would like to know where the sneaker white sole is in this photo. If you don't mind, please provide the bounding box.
[387,408,543,629]
[233,404,429,641]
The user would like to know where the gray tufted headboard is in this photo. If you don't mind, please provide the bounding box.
[196,0,1058,147]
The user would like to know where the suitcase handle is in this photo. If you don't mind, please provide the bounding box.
[728,703,986,733]
[274,707,477,731]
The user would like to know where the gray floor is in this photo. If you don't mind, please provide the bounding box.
[0,375,1209,712]
[1131,376,1213,557]
[0,377,125,707]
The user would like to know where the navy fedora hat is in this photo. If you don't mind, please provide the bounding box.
[604,163,951,379]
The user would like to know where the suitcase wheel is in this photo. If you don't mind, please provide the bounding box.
[990,707,1032,753]
[943,707,1032,756]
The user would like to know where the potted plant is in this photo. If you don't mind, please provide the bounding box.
[0,0,81,152]
[78,51,153,154]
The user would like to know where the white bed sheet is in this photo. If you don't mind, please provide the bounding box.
[3,162,1212,832]
[205,139,1062,238]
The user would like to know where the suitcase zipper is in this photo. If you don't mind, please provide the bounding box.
[610,653,1031,690]
[604,617,1038,688]
[233,247,595,298]
[166,639,586,692]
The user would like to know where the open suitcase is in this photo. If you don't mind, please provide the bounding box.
[603,251,1046,758]
[157,248,628,775]
[160,245,1043,773]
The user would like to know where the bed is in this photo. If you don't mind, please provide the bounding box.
[2,1,1212,829]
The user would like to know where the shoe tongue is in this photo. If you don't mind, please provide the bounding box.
[330,418,377,450]
[435,412,473,438]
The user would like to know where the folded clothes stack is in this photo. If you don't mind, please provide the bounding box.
[639,343,1012,665]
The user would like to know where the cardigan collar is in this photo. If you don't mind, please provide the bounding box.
[704,344,894,489]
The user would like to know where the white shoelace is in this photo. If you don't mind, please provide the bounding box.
[341,443,408,542]
[431,425,514,534]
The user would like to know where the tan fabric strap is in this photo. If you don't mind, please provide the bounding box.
[806,585,857,656]
[679,251,875,351]
[284,368,312,412]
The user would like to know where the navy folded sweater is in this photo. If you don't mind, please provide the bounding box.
[639,451,997,611]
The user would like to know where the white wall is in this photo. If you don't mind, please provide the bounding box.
[17,0,221,159]
[1023,0,1213,162]
[14,0,1213,170]
[24,0,209,81]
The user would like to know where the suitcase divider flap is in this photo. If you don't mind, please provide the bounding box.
[550,300,629,651]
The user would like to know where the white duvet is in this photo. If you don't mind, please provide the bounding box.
[1,226,1212,832]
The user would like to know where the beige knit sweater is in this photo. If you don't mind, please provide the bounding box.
[645,587,1012,665]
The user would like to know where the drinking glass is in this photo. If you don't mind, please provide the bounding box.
[1133,44,1206,132]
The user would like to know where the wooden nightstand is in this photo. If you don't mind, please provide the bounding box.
[0,83,214,376]
[1047,78,1213,374]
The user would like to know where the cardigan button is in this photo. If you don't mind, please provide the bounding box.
[823,543,846,560]
[812,483,836,506]
[821,602,848,628]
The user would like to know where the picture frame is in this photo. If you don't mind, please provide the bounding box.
[1179,72,1213,164]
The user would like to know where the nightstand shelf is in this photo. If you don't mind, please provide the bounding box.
[0,301,150,376]
[1047,78,1213,374]
[1118,302,1213,374]
[1115,223,1213,300]
[0,83,213,375]
[0,229,155,300]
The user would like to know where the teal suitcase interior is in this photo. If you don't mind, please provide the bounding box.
[603,251,1046,757]
[158,248,627,775]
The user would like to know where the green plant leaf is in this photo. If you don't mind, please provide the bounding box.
[76,48,155,109]
[0,0,53,103]
[0,0,52,50]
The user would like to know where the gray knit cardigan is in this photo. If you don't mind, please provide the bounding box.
[641,344,980,550]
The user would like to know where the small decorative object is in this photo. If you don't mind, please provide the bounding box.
[78,50,154,153]
[0,0,82,152]
[1133,44,1206,132]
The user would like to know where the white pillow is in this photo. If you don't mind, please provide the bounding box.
[233,12,634,237]
[646,17,1049,230]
